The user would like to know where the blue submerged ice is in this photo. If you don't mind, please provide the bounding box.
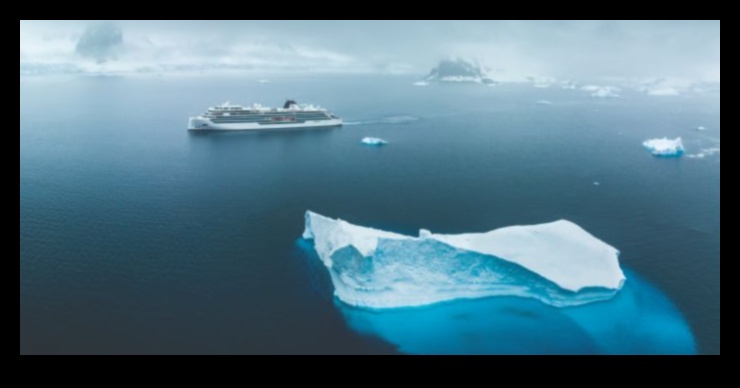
[302,211,627,309]
[337,269,696,355]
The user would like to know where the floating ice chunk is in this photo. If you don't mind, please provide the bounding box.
[687,147,720,159]
[413,81,430,86]
[582,85,620,98]
[636,78,692,96]
[361,137,388,146]
[528,76,557,89]
[703,147,720,156]
[302,211,626,309]
[536,100,554,105]
[560,80,578,90]
[593,88,620,98]
[696,126,707,131]
[643,138,685,157]
[257,79,270,84]
[647,87,680,96]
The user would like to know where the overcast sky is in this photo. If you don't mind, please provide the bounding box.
[19,20,720,81]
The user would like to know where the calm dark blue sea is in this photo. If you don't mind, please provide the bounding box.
[20,74,720,355]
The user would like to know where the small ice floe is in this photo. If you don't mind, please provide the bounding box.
[536,100,554,105]
[643,137,685,157]
[361,137,388,146]
[687,147,720,159]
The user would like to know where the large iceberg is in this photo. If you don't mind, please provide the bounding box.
[643,137,685,157]
[302,211,627,309]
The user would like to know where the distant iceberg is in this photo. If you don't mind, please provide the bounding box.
[424,57,495,84]
[536,100,554,105]
[413,81,430,87]
[361,137,388,146]
[635,78,693,96]
[643,138,685,157]
[528,76,558,89]
[696,126,707,131]
[560,80,578,90]
[582,85,621,98]
[647,87,680,96]
[302,211,626,309]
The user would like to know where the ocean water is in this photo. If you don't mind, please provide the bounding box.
[20,74,720,355]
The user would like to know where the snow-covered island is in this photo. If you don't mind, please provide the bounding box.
[302,211,626,309]
[423,57,496,84]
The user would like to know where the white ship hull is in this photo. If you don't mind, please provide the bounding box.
[188,117,343,132]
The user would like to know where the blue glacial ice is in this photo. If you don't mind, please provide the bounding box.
[337,269,696,355]
[643,137,685,157]
[302,211,626,309]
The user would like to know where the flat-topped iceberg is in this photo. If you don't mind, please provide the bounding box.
[643,137,685,157]
[302,211,626,309]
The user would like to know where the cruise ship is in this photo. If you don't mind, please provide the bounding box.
[188,100,343,131]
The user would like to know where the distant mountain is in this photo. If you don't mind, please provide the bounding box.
[425,58,495,84]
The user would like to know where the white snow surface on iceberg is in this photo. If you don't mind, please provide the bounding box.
[643,137,685,156]
[303,211,626,309]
